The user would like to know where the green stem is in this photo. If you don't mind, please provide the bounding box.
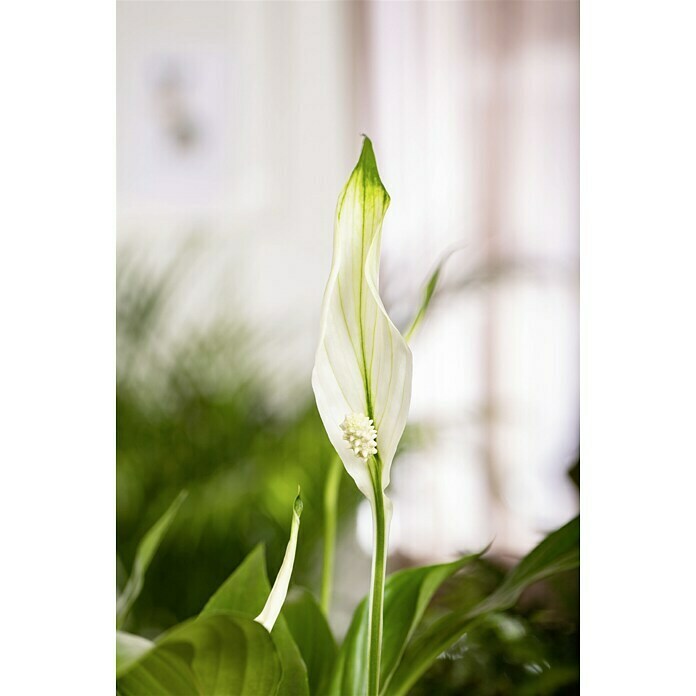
[367,459,388,696]
[321,455,342,616]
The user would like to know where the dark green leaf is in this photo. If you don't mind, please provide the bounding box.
[117,613,280,696]
[116,490,187,628]
[327,552,481,696]
[284,588,337,695]
[479,515,580,613]
[200,545,310,696]
[386,516,580,696]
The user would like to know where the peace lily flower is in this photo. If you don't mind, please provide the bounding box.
[312,136,412,503]
[312,136,412,695]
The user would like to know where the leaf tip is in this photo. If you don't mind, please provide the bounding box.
[294,488,304,518]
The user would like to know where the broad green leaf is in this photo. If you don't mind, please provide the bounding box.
[256,490,303,631]
[116,630,153,678]
[117,644,199,696]
[117,613,281,696]
[200,545,269,618]
[116,490,187,628]
[327,552,481,696]
[284,588,338,695]
[200,545,310,696]
[386,516,580,696]
[312,136,412,501]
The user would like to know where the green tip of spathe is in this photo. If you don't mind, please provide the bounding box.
[294,487,304,518]
[354,134,389,195]
[358,133,375,163]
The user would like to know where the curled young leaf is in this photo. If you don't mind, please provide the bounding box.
[255,490,303,632]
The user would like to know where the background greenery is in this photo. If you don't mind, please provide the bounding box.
[116,252,579,694]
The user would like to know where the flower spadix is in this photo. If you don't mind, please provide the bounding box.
[312,137,412,501]
[341,413,378,460]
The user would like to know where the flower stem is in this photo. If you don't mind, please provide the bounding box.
[367,460,388,696]
[321,455,342,616]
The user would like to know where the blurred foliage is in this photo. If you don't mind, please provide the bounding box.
[117,250,361,635]
[408,459,581,695]
[117,249,579,693]
[409,561,579,695]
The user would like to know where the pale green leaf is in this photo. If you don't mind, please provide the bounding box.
[385,516,580,696]
[116,630,153,678]
[405,251,522,344]
[312,136,412,500]
[116,490,187,628]
[117,613,281,696]
[404,254,448,343]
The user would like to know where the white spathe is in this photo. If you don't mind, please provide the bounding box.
[312,137,412,501]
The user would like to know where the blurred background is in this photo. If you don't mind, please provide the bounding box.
[117,1,578,692]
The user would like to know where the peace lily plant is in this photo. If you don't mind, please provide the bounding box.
[115,137,580,696]
[312,136,412,696]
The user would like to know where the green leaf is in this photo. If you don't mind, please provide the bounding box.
[478,515,580,612]
[116,490,187,628]
[403,252,450,343]
[327,552,481,696]
[117,644,199,695]
[386,516,580,696]
[200,545,310,696]
[200,545,268,618]
[312,136,412,501]
[284,588,338,695]
[326,598,367,696]
[116,630,153,678]
[117,613,281,696]
[405,252,525,344]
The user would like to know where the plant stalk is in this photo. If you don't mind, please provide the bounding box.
[321,455,342,616]
[367,459,388,696]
